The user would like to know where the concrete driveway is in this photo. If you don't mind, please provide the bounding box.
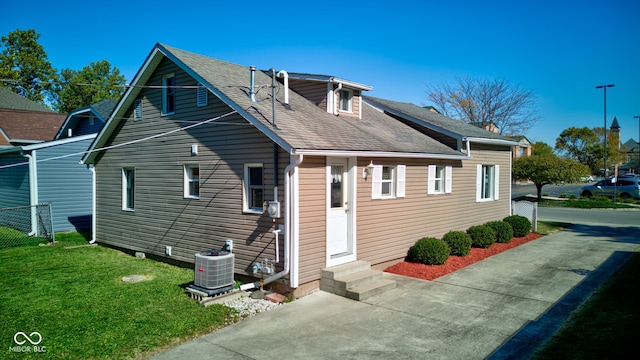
[152,223,640,360]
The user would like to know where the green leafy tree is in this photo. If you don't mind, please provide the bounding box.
[555,127,601,173]
[0,28,57,105]
[426,76,540,136]
[53,60,126,113]
[531,141,554,156]
[513,155,590,201]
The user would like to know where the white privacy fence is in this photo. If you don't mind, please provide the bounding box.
[511,200,538,232]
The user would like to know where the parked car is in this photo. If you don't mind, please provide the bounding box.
[581,177,640,199]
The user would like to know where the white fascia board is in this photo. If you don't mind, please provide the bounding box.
[22,133,97,151]
[293,149,470,160]
[464,137,521,146]
[287,73,373,91]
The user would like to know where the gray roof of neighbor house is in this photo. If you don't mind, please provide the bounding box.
[621,138,639,152]
[0,86,56,113]
[83,44,468,164]
[363,96,520,145]
[54,99,117,139]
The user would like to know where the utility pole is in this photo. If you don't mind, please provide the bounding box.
[596,84,614,176]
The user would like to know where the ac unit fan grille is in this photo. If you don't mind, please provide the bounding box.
[194,251,234,290]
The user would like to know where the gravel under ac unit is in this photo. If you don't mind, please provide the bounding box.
[225,296,282,318]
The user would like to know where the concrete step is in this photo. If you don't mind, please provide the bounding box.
[321,260,371,280]
[346,278,397,301]
[320,261,396,301]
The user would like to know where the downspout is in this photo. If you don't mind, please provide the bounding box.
[333,83,343,115]
[22,151,38,236]
[240,154,304,291]
[89,165,96,244]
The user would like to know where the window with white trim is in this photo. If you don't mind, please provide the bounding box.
[338,89,353,112]
[476,164,499,201]
[428,165,452,195]
[197,84,208,107]
[134,99,143,121]
[243,163,264,213]
[162,73,176,115]
[372,164,405,199]
[122,167,135,211]
[184,164,200,199]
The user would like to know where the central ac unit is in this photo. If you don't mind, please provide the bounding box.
[194,250,234,290]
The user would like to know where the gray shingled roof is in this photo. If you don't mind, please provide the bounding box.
[363,96,514,142]
[0,86,56,113]
[161,44,465,156]
[84,44,473,164]
[91,99,117,119]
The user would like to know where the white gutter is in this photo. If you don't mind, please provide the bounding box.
[22,152,38,236]
[294,149,470,160]
[464,137,521,146]
[240,154,304,291]
[89,165,96,244]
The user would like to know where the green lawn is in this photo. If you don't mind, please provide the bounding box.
[532,250,640,359]
[1,232,233,359]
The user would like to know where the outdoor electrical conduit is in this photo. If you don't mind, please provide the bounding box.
[240,154,303,291]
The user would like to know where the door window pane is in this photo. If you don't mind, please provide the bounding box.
[331,165,343,208]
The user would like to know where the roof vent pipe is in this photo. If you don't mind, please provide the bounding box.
[277,70,289,105]
[249,66,256,102]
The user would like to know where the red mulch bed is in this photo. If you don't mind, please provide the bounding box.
[385,232,543,281]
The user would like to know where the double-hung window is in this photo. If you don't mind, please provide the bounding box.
[476,164,500,201]
[122,167,135,211]
[162,74,176,115]
[338,89,353,112]
[243,163,263,213]
[184,165,200,199]
[372,164,406,199]
[428,165,453,195]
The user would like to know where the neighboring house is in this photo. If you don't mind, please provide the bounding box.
[0,100,115,233]
[0,87,67,147]
[81,44,519,297]
[621,138,639,174]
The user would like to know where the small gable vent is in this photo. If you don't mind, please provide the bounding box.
[197,85,208,107]
[134,99,142,121]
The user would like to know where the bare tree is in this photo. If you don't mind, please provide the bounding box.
[426,76,539,136]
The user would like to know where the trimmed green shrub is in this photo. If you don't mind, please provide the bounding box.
[467,225,496,248]
[486,221,514,243]
[411,237,451,265]
[503,215,531,237]
[442,231,472,256]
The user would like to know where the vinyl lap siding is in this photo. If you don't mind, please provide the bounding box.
[0,152,30,208]
[288,79,328,110]
[356,147,512,267]
[297,156,327,284]
[36,138,94,231]
[94,59,285,277]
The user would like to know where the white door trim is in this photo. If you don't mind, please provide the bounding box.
[326,157,357,267]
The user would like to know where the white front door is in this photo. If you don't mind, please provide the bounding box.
[326,157,356,267]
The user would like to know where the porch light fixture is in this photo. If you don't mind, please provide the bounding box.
[363,161,375,180]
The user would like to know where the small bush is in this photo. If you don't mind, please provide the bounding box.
[503,215,531,237]
[411,237,450,265]
[592,195,610,202]
[568,194,578,200]
[486,221,514,243]
[442,231,472,256]
[466,225,496,248]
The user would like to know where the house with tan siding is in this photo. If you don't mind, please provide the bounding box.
[81,44,519,298]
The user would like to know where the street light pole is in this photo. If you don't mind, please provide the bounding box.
[634,115,640,174]
[596,84,614,176]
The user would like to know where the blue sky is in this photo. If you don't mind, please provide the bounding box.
[2,0,639,147]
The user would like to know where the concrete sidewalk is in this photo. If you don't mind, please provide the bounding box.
[151,223,640,360]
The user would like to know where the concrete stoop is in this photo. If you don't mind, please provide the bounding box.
[320,260,396,301]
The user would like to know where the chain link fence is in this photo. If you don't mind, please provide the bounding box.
[0,204,54,249]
